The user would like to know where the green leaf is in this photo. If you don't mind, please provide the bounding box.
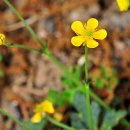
[22,119,46,130]
[47,89,75,107]
[106,84,112,90]
[101,110,126,130]
[91,101,101,130]
[61,66,81,88]
[47,89,59,103]
[62,79,73,86]
[70,112,87,129]
[100,66,107,78]
[95,77,104,89]
[111,68,117,75]
[73,92,88,125]
[57,90,74,106]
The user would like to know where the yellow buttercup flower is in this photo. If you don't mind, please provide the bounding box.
[0,33,5,45]
[31,112,43,123]
[41,100,55,114]
[31,100,55,123]
[116,0,130,11]
[53,112,63,122]
[71,18,107,48]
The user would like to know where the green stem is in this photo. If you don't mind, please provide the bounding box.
[3,0,130,129]
[46,115,75,130]
[3,0,45,49]
[5,42,40,53]
[85,46,94,130]
[85,46,89,83]
[0,108,30,130]
[85,84,94,130]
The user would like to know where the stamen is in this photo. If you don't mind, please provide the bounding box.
[86,32,92,37]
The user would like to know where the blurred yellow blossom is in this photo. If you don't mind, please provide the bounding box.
[31,112,44,123]
[116,0,130,11]
[0,33,5,45]
[53,112,63,122]
[71,18,107,48]
[31,100,55,123]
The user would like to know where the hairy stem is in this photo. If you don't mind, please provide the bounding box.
[3,0,45,49]
[85,46,94,130]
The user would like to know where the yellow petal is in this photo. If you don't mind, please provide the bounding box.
[71,36,86,47]
[87,39,99,48]
[41,100,55,114]
[116,0,130,11]
[0,33,5,45]
[31,113,42,123]
[85,18,98,32]
[93,29,107,40]
[71,21,86,35]
[53,112,63,122]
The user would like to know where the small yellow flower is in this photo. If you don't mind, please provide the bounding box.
[31,112,43,123]
[116,0,130,11]
[0,33,5,45]
[71,18,107,48]
[31,100,55,123]
[41,100,55,114]
[53,112,63,122]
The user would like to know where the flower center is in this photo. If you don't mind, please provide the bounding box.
[86,31,93,37]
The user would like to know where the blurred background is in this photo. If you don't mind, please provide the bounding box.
[0,0,130,130]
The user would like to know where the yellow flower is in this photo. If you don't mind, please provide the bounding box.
[0,33,5,45]
[31,100,55,123]
[71,18,107,48]
[31,112,43,123]
[116,0,130,11]
[41,100,55,114]
[53,112,63,122]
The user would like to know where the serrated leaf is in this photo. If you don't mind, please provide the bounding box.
[101,110,126,130]
[47,89,75,107]
[47,89,59,103]
[22,119,46,130]
[57,90,74,106]
[91,101,101,130]
[73,92,88,125]
[61,66,81,88]
[62,79,73,86]
[70,112,87,129]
